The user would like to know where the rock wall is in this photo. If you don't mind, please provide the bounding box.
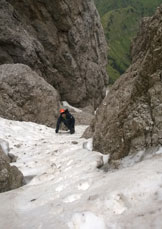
[85,6,162,160]
[0,0,108,110]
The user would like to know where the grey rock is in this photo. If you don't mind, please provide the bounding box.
[0,64,60,127]
[71,141,78,145]
[0,138,10,155]
[0,0,108,109]
[0,138,17,162]
[82,118,95,138]
[8,153,18,163]
[0,145,23,193]
[72,111,94,126]
[86,6,162,160]
[0,145,10,163]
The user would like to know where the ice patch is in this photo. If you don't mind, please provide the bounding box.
[63,194,82,203]
[106,87,110,96]
[55,185,64,192]
[156,147,162,155]
[120,150,145,168]
[105,193,128,215]
[64,166,72,172]
[83,139,93,151]
[102,154,110,164]
[67,160,74,166]
[77,182,90,191]
[68,211,106,229]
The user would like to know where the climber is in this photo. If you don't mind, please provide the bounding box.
[55,109,75,134]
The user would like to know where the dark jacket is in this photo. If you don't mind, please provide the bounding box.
[56,109,75,133]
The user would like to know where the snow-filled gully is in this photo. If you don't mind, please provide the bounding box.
[0,117,162,229]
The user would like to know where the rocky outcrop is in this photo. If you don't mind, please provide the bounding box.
[85,6,162,160]
[0,0,108,110]
[0,138,17,163]
[0,145,23,193]
[0,64,60,126]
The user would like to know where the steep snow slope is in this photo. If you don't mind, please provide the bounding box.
[0,118,162,228]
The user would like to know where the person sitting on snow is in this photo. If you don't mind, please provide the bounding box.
[55,109,75,134]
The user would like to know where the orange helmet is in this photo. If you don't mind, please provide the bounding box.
[59,109,65,114]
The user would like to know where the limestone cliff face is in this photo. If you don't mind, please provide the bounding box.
[0,0,108,110]
[85,6,162,160]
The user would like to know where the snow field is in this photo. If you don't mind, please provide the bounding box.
[0,117,162,229]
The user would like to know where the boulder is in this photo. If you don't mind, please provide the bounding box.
[0,138,10,156]
[0,145,23,193]
[0,0,108,109]
[0,138,18,162]
[0,64,60,127]
[85,6,162,160]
